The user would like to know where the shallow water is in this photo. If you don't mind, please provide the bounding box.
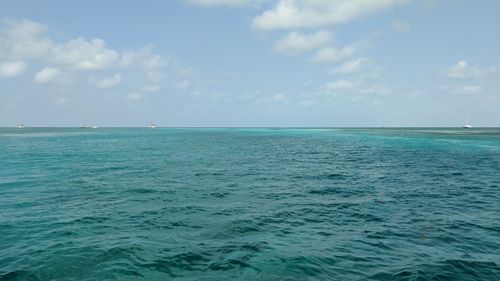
[1,128,499,280]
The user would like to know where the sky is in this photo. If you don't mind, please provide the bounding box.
[0,0,499,127]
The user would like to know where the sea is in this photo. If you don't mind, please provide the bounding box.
[1,128,499,280]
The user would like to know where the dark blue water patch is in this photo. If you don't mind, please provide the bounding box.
[371,259,500,281]
[0,270,34,281]
[143,244,265,277]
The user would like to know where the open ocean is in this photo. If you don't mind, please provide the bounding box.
[1,127,499,280]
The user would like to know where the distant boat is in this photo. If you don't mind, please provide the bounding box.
[80,124,88,129]
[16,123,24,129]
[91,126,98,129]
[149,123,157,128]
[463,114,472,129]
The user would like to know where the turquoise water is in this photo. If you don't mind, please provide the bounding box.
[1,128,499,280]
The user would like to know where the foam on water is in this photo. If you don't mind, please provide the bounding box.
[1,128,499,280]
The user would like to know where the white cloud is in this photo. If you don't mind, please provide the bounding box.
[270,93,287,102]
[273,30,332,55]
[298,99,316,107]
[55,97,68,107]
[0,61,26,78]
[319,77,391,97]
[177,67,192,76]
[439,61,498,98]
[0,19,187,95]
[252,0,408,30]
[126,92,144,100]
[143,85,161,92]
[0,20,169,76]
[120,46,167,70]
[51,38,119,70]
[1,20,119,71]
[392,20,409,32]
[456,85,482,94]
[321,79,355,91]
[329,58,367,75]
[0,19,53,60]
[359,84,391,95]
[33,66,60,83]
[175,79,191,90]
[142,54,167,71]
[303,80,313,87]
[439,84,484,96]
[120,45,193,92]
[442,60,482,79]
[96,73,122,88]
[311,45,356,64]
[146,70,166,82]
[256,93,288,104]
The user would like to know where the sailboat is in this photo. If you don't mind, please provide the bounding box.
[149,123,157,128]
[463,114,472,129]
[16,123,24,129]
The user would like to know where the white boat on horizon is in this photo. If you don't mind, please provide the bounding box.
[149,123,157,128]
[16,123,24,129]
[463,114,472,129]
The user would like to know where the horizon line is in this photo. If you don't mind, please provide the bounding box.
[2,126,500,129]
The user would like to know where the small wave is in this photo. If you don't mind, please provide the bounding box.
[128,188,157,194]
[73,216,110,224]
[0,270,38,281]
[208,259,254,271]
[224,219,262,235]
[145,252,211,276]
[370,259,500,280]
[210,192,229,198]
[294,173,350,181]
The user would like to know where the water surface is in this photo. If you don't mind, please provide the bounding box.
[1,128,499,280]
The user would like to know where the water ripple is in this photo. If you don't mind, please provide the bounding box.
[1,128,500,280]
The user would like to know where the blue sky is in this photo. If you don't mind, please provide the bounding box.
[0,0,499,127]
